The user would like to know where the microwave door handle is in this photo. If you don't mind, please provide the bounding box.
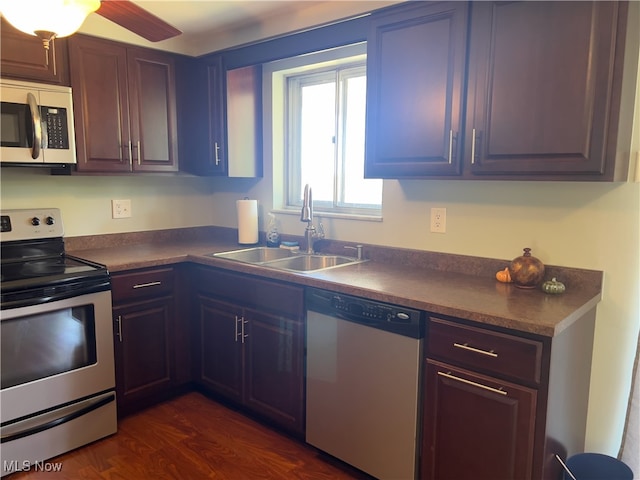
[27,92,42,160]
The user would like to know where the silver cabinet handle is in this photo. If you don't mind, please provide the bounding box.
[127,141,133,164]
[470,128,482,165]
[51,38,56,74]
[132,281,161,289]
[438,371,507,396]
[133,141,141,165]
[453,342,498,358]
[448,130,455,164]
[27,92,42,160]
[214,142,221,165]
[115,315,123,342]
[470,128,476,164]
[242,318,248,344]
[234,316,248,343]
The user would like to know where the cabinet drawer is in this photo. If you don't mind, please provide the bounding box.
[112,268,174,303]
[427,317,543,384]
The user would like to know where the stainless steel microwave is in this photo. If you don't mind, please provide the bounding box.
[0,79,76,165]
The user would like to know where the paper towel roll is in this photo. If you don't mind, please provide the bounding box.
[237,198,259,244]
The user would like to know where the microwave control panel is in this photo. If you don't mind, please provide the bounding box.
[41,106,69,149]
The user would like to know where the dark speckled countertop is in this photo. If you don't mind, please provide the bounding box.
[66,227,603,338]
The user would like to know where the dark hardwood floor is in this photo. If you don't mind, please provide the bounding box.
[9,392,370,479]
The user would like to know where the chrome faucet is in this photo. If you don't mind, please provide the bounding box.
[300,184,324,254]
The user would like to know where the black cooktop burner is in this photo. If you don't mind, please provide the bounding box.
[1,249,110,310]
[1,256,100,283]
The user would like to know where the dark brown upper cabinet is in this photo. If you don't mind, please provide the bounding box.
[365,1,632,181]
[365,1,469,178]
[69,35,178,173]
[180,55,262,177]
[206,56,227,175]
[0,18,70,85]
[465,1,631,181]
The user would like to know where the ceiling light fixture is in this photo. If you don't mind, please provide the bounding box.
[0,0,100,56]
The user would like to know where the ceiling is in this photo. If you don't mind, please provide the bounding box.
[79,1,400,57]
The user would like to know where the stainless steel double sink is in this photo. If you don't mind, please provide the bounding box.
[210,247,366,273]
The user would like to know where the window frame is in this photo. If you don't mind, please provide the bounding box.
[277,49,381,217]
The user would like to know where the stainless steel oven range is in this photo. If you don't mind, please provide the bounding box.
[0,208,116,477]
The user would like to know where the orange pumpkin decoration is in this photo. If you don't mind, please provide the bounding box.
[495,267,512,283]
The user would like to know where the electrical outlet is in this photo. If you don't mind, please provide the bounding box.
[112,199,132,219]
[430,207,446,233]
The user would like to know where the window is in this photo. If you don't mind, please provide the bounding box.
[274,48,382,217]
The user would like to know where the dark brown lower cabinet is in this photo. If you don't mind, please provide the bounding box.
[422,359,537,480]
[113,296,174,415]
[244,308,303,429]
[193,267,305,436]
[422,313,596,480]
[111,266,190,416]
[198,296,242,401]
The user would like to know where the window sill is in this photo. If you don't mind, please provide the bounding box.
[272,208,382,222]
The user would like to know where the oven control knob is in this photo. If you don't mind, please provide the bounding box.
[45,216,55,225]
[31,217,41,226]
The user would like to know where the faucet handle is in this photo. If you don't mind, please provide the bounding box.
[344,244,364,260]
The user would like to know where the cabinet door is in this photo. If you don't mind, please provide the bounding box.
[244,309,304,435]
[226,66,262,177]
[421,359,537,480]
[127,48,179,172]
[113,297,174,413]
[365,2,468,178]
[465,1,623,178]
[205,56,227,175]
[69,35,132,172]
[0,18,69,85]
[175,57,221,176]
[196,295,243,403]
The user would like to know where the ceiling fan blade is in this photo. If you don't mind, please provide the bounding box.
[97,0,182,42]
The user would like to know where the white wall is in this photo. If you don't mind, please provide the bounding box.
[0,169,217,236]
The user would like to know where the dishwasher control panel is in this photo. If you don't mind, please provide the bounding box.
[307,287,423,339]
[332,296,412,323]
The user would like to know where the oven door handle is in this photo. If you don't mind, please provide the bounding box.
[0,392,115,444]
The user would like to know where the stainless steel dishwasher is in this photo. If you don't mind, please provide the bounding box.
[305,288,424,480]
